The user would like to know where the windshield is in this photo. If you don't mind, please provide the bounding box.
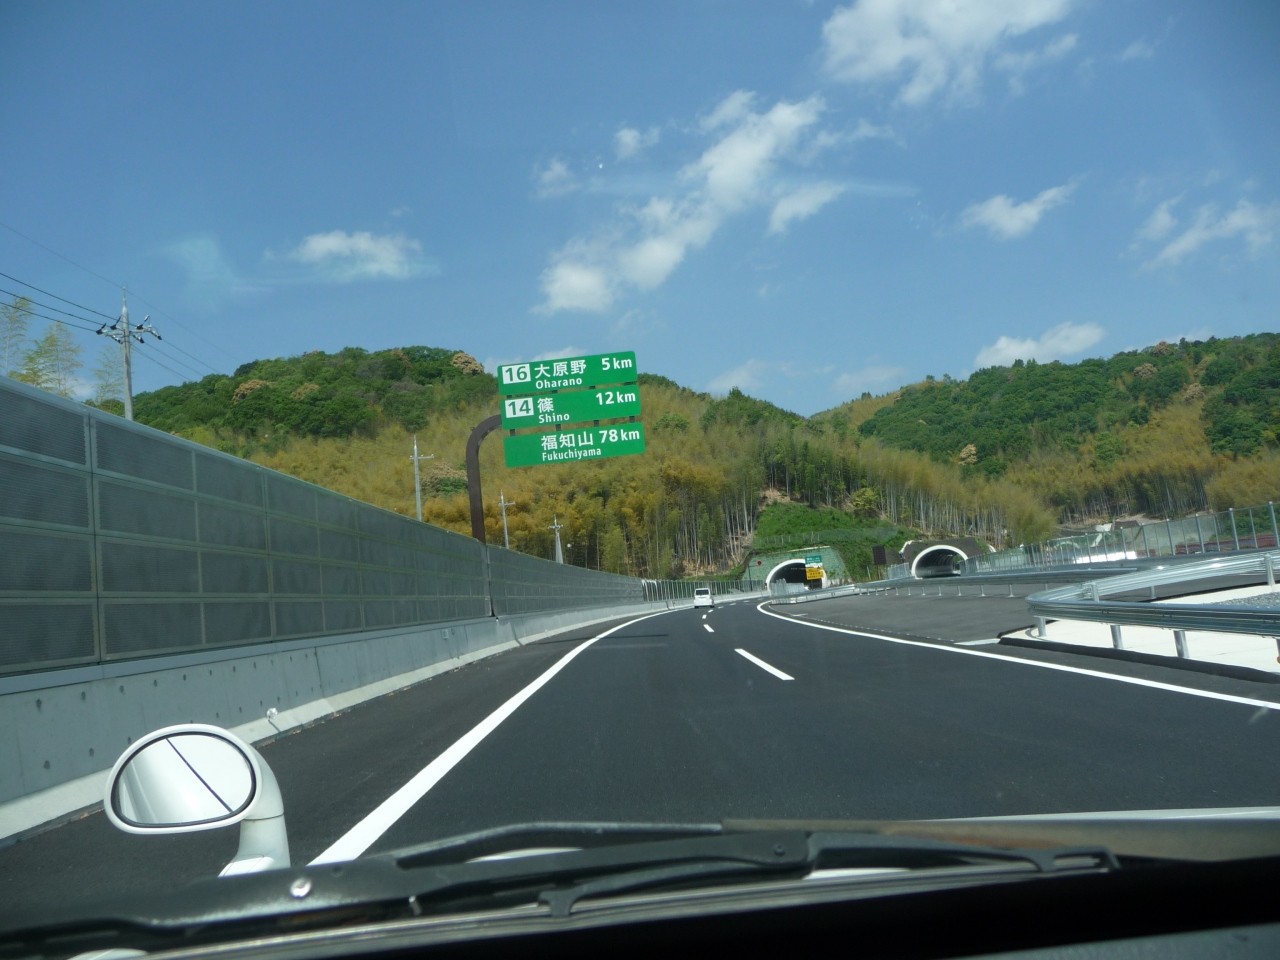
[2,0,1279,932]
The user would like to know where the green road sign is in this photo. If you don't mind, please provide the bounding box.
[805,554,824,566]
[505,423,646,468]
[501,385,641,428]
[496,351,637,396]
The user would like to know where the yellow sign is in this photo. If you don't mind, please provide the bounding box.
[806,566,824,580]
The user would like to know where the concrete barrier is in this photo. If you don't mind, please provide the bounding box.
[0,598,687,843]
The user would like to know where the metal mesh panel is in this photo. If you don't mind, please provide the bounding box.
[198,501,267,551]
[272,559,322,595]
[363,600,396,627]
[362,570,391,596]
[322,564,361,596]
[361,538,389,568]
[0,530,92,592]
[317,493,357,529]
[267,475,315,519]
[0,457,90,528]
[319,529,360,562]
[201,552,269,594]
[270,517,318,557]
[387,544,416,570]
[103,602,203,655]
[324,600,363,632]
[358,506,396,540]
[0,603,95,668]
[275,601,324,637]
[391,572,416,597]
[204,601,272,645]
[394,600,417,624]
[195,452,263,506]
[487,546,642,616]
[98,481,197,542]
[0,385,86,464]
[95,421,193,490]
[101,542,200,594]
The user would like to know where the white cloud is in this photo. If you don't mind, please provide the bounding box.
[834,364,906,396]
[708,359,770,393]
[614,126,660,161]
[165,235,240,296]
[960,181,1076,239]
[536,158,577,198]
[1118,38,1155,61]
[282,230,426,281]
[821,0,1075,106]
[974,321,1104,367]
[538,261,614,312]
[994,32,1077,94]
[850,118,898,142]
[1135,196,1180,243]
[769,182,846,234]
[1148,199,1280,267]
[538,91,835,314]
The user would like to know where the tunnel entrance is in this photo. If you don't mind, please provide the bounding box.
[766,559,822,590]
[910,545,967,578]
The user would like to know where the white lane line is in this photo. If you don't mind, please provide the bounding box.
[704,623,715,633]
[735,648,794,681]
[957,639,1001,646]
[756,602,1280,711]
[310,610,670,865]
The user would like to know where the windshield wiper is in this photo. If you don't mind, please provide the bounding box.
[0,823,1119,953]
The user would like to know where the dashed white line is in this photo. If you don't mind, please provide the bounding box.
[735,648,793,680]
[310,610,671,865]
[704,624,715,633]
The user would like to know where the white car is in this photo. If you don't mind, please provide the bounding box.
[693,587,714,608]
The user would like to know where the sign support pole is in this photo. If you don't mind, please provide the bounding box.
[466,414,502,542]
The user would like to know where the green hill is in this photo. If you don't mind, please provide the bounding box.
[109,333,1280,581]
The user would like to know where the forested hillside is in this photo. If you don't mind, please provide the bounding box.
[97,333,1280,580]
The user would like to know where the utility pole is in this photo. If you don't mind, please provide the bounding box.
[498,491,514,550]
[409,435,434,522]
[549,515,565,564]
[98,289,158,421]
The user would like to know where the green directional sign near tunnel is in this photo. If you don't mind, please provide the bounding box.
[501,385,641,429]
[496,351,637,396]
[505,423,647,468]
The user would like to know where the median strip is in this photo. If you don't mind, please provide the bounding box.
[735,648,793,681]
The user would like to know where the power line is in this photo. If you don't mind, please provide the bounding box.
[0,270,118,321]
[134,340,208,380]
[0,219,239,364]
[0,271,224,376]
[131,345,191,383]
[0,285,107,328]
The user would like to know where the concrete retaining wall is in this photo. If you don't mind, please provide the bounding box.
[0,598,685,843]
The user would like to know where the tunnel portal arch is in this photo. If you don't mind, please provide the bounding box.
[766,559,817,589]
[910,544,968,578]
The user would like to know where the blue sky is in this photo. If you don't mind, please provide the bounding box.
[1,1,1277,414]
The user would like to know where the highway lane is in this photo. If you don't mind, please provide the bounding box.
[4,596,1280,917]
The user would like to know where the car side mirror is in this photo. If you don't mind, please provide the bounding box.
[105,724,290,876]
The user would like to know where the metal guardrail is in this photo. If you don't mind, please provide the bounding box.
[1025,551,1280,640]
[963,502,1280,576]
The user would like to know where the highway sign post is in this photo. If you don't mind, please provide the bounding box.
[467,349,644,542]
[805,553,825,582]
[497,351,637,396]
[504,424,646,468]
[501,386,641,428]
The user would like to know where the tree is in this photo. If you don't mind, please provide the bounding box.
[17,324,84,398]
[90,341,126,412]
[1,295,33,376]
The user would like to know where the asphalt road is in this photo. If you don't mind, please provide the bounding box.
[4,595,1280,917]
